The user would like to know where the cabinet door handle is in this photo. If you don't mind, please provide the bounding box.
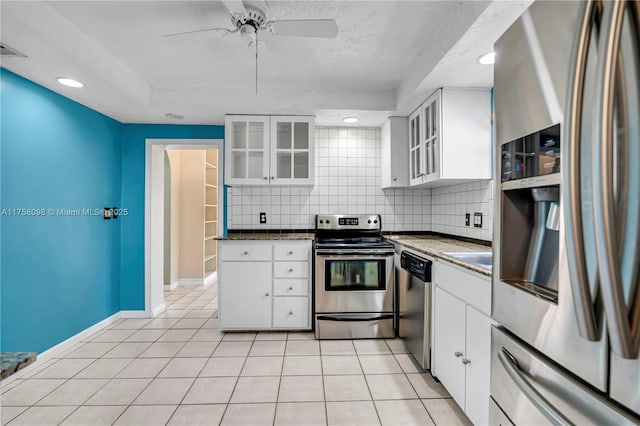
[288,311,293,315]
[263,177,268,180]
[243,251,248,255]
[270,176,274,180]
[462,358,471,365]
[288,251,294,255]
[454,351,463,357]
[288,268,294,272]
[265,292,270,297]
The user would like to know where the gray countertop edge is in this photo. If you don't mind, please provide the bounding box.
[385,235,493,278]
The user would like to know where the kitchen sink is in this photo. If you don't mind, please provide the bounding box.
[441,251,493,269]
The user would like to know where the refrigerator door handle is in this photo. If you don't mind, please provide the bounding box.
[498,348,575,426]
[593,0,640,360]
[563,0,603,341]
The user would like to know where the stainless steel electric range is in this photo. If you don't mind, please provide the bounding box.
[314,214,396,339]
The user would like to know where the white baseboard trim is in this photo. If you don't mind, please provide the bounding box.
[120,310,151,319]
[204,271,217,287]
[164,281,179,291]
[179,278,204,286]
[152,302,166,317]
[1,311,122,386]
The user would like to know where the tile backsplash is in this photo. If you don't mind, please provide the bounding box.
[227,128,432,232]
[227,127,493,241]
[431,181,493,241]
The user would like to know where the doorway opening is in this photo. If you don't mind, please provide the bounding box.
[145,139,224,317]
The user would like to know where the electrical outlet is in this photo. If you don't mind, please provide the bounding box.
[465,213,471,226]
[260,212,267,224]
[474,212,483,228]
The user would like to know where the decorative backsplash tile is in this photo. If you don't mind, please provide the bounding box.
[227,127,432,232]
[227,126,493,241]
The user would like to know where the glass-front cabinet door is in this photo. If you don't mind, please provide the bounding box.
[409,108,424,185]
[423,89,441,181]
[270,116,314,185]
[225,115,270,185]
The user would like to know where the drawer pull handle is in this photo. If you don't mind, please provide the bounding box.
[263,177,268,180]
[462,358,471,365]
[288,251,294,255]
[289,311,293,315]
[265,292,270,297]
[288,286,294,291]
[454,351,463,358]
[288,268,294,272]
[243,251,248,255]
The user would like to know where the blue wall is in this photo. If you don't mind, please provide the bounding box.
[119,124,224,310]
[0,68,225,352]
[1,69,122,352]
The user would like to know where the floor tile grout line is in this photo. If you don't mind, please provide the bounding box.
[218,335,256,425]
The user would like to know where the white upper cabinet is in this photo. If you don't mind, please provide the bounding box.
[225,115,314,186]
[270,116,314,185]
[409,88,491,187]
[408,108,424,186]
[381,117,409,188]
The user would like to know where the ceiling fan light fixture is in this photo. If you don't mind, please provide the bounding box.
[343,117,359,124]
[57,77,84,88]
[477,51,496,65]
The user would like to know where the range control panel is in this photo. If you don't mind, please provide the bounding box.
[316,214,381,231]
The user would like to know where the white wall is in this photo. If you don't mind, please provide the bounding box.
[227,127,432,232]
[226,126,493,241]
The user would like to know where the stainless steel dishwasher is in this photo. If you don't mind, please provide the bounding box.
[398,250,433,370]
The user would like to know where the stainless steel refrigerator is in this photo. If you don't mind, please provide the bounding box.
[491,0,640,424]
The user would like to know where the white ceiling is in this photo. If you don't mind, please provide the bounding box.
[1,1,532,127]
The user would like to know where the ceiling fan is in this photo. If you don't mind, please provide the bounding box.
[163,1,338,93]
[163,0,338,42]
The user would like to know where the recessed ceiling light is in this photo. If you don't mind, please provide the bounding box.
[165,113,184,120]
[56,77,84,88]
[343,117,359,124]
[477,51,496,65]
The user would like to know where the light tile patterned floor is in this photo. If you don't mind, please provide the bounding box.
[1,282,471,426]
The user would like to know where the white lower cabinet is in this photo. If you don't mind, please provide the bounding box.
[219,261,272,329]
[433,263,492,426]
[219,240,311,331]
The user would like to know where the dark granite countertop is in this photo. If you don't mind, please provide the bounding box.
[216,232,315,241]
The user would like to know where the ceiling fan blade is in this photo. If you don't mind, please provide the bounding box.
[162,27,233,38]
[270,19,338,38]
[222,0,247,18]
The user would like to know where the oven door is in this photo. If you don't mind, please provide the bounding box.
[315,250,394,313]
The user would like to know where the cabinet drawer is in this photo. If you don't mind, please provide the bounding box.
[434,260,491,316]
[274,279,309,296]
[220,242,272,261]
[274,243,310,261]
[273,297,309,329]
[274,262,308,278]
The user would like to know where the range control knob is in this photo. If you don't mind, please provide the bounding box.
[368,220,372,224]
[319,220,324,224]
[326,220,330,224]
[374,220,378,224]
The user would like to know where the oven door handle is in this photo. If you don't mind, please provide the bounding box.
[317,314,395,322]
[315,251,394,257]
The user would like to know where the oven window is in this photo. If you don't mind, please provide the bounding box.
[325,260,385,291]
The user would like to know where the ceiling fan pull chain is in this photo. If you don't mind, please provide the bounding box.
[255,30,259,94]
